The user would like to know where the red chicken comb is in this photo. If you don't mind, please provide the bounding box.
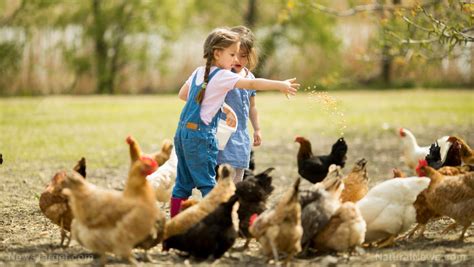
[399,128,406,137]
[249,213,258,227]
[140,156,158,175]
[416,159,428,177]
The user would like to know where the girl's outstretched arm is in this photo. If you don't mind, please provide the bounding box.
[235,78,299,96]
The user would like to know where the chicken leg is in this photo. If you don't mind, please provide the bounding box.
[59,218,71,247]
[441,222,458,234]
[376,235,397,248]
[458,225,470,242]
[269,239,280,264]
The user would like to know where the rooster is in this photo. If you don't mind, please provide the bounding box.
[249,178,303,264]
[162,194,239,259]
[340,158,369,203]
[295,136,348,184]
[448,136,474,165]
[62,156,159,265]
[398,128,450,170]
[39,157,86,247]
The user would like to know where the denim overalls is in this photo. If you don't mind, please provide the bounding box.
[217,86,256,169]
[172,68,222,199]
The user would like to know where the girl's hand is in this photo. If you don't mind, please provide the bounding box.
[280,78,299,97]
[253,130,262,146]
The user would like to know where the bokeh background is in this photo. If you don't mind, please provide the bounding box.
[0,0,472,95]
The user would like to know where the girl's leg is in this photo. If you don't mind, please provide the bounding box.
[233,168,245,184]
[170,134,194,217]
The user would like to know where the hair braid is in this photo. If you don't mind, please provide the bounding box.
[196,56,213,104]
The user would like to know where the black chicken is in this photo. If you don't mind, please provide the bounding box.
[162,195,239,259]
[295,136,348,184]
[235,167,274,248]
[0,153,3,164]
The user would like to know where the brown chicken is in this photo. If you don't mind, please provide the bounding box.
[340,158,369,203]
[417,160,474,241]
[62,156,159,265]
[164,164,236,239]
[134,202,166,262]
[127,135,173,166]
[313,201,366,252]
[39,157,86,247]
[397,163,472,239]
[249,178,303,264]
[448,136,474,165]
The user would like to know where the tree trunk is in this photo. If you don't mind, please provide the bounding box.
[244,0,257,28]
[92,0,110,94]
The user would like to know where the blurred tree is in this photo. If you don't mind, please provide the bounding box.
[307,0,473,85]
[1,0,188,94]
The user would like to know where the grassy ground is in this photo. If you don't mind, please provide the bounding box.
[0,89,473,266]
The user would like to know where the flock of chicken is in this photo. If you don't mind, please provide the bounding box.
[38,128,474,265]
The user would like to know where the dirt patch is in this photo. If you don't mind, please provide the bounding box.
[1,125,473,266]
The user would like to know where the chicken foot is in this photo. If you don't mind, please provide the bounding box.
[401,224,427,240]
[376,235,397,248]
[142,250,155,263]
[233,238,250,251]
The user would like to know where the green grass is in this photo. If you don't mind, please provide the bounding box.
[0,90,472,172]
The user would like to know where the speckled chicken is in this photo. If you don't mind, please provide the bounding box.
[249,178,303,264]
[340,158,369,203]
[39,157,86,247]
[299,165,344,253]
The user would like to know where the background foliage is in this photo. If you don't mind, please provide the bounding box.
[0,0,472,95]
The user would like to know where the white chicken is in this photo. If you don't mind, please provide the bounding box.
[399,128,450,170]
[356,177,430,247]
[147,147,177,202]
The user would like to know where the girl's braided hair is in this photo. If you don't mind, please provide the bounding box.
[231,26,258,71]
[196,28,240,104]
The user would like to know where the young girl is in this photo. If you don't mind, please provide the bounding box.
[171,27,299,217]
[217,26,260,184]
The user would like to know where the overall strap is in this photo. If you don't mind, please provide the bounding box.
[207,68,221,82]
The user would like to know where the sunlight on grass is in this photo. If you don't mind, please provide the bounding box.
[0,90,472,172]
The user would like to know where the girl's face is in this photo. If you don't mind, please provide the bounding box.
[233,48,249,73]
[214,42,240,70]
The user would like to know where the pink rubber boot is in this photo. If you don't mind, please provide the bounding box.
[170,197,187,218]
